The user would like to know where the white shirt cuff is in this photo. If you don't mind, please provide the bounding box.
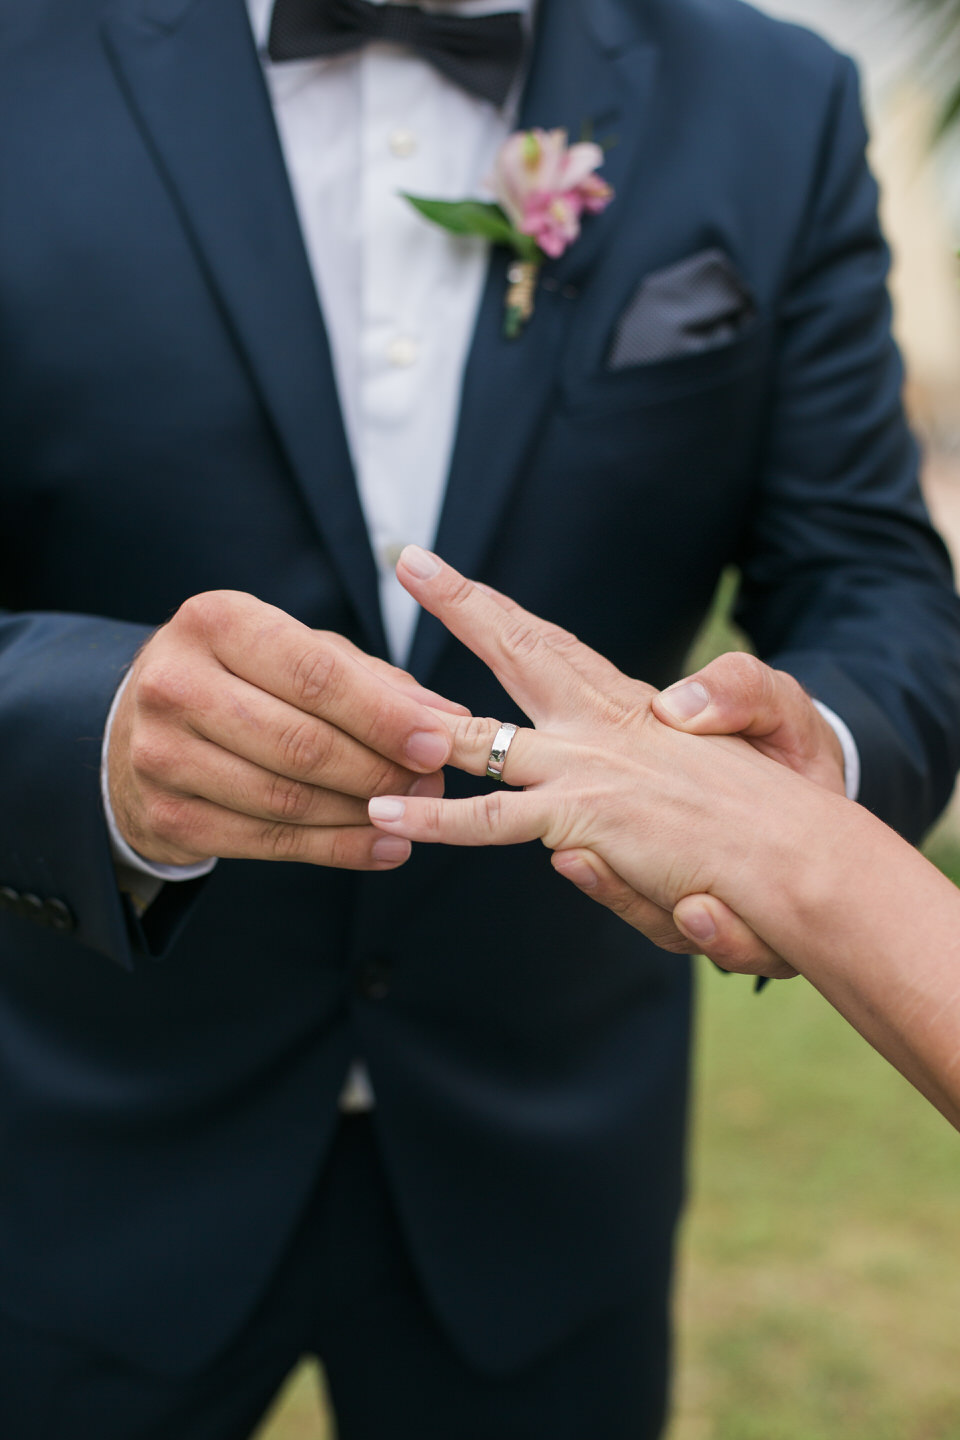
[101,670,218,893]
[812,699,861,801]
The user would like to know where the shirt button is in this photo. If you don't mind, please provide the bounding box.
[389,128,418,158]
[386,336,419,368]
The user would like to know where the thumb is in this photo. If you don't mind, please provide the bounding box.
[652,652,792,739]
[652,652,846,793]
[672,894,799,980]
[651,654,846,794]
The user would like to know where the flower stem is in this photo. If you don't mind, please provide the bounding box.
[504,259,541,339]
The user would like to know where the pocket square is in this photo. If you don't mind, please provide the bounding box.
[608,248,756,369]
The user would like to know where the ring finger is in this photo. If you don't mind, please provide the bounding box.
[430,712,567,788]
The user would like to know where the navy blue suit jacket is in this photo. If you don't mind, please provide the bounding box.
[2,0,960,1382]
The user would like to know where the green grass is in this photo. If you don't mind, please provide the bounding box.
[254,573,960,1438]
[671,959,960,1440]
[256,954,960,1440]
[683,566,751,674]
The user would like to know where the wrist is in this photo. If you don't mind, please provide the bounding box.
[101,671,217,885]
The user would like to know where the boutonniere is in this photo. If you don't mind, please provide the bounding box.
[404,128,614,339]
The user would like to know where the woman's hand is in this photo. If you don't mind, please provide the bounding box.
[367,547,810,972]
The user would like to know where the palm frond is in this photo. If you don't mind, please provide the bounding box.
[894,0,960,136]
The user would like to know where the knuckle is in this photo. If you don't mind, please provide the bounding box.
[597,690,637,726]
[290,645,340,712]
[127,730,176,783]
[418,798,444,833]
[173,589,241,642]
[707,650,765,703]
[147,793,195,846]
[601,882,651,924]
[323,829,350,867]
[601,884,635,917]
[323,827,367,869]
[775,669,807,712]
[276,718,329,777]
[541,620,583,658]
[443,572,481,613]
[135,659,191,713]
[458,715,500,759]
[479,789,506,839]
[259,821,308,861]
[735,652,766,693]
[366,758,409,799]
[495,617,544,664]
[264,772,315,822]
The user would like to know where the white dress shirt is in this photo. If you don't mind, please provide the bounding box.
[102,0,531,1106]
[101,0,859,923]
[253,0,531,663]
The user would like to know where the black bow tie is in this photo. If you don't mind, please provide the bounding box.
[267,0,526,107]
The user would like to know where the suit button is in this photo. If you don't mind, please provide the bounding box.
[21,893,44,923]
[0,886,21,914]
[43,899,76,934]
[358,958,391,1001]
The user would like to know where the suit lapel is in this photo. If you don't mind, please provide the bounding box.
[408,0,659,682]
[102,0,388,656]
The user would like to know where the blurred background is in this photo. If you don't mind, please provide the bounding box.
[255,4,960,1435]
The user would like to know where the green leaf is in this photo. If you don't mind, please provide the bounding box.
[936,82,960,139]
[401,196,540,261]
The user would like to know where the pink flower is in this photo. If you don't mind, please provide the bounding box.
[519,191,583,259]
[490,128,614,259]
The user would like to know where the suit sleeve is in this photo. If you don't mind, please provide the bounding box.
[0,610,206,966]
[735,53,960,842]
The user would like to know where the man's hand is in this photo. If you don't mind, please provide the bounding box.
[549,850,799,979]
[653,652,846,794]
[557,653,847,976]
[108,590,465,871]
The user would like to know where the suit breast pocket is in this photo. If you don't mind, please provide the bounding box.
[558,316,772,421]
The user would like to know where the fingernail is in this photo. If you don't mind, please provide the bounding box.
[405,731,449,770]
[400,545,441,579]
[408,772,444,798]
[677,904,716,945]
[369,798,406,822]
[554,856,598,891]
[372,835,411,863]
[659,680,709,721]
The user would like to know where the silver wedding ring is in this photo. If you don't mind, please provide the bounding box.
[485,722,518,783]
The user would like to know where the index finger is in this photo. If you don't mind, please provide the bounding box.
[464,579,647,706]
[395,547,596,724]
[190,592,452,774]
[323,634,472,717]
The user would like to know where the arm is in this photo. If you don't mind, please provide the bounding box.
[0,592,460,967]
[542,58,960,973]
[0,608,156,966]
[583,55,960,970]
[732,55,960,842]
[368,548,960,1131]
[693,797,960,1133]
